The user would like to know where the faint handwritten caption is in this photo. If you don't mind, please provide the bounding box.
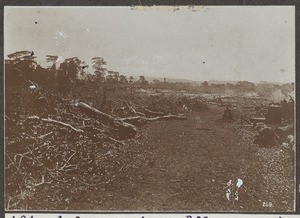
[11,216,80,218]
[185,216,208,218]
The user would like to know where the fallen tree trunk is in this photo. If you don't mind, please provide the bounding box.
[250,117,266,123]
[276,123,294,133]
[119,114,187,126]
[147,114,187,121]
[274,124,294,142]
[118,116,148,126]
[76,102,137,139]
[136,111,146,116]
[144,108,165,117]
[27,116,84,133]
[124,101,144,116]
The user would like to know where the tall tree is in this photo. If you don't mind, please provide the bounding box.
[7,50,37,70]
[58,57,84,85]
[5,50,38,85]
[139,76,148,85]
[46,55,59,84]
[7,50,36,64]
[91,57,107,81]
[80,61,89,77]
[46,55,58,69]
[202,81,209,87]
[129,76,134,84]
[119,75,128,84]
[107,71,119,83]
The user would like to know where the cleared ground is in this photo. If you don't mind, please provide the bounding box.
[68,104,294,212]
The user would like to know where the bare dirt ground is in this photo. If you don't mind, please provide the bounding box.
[68,104,294,212]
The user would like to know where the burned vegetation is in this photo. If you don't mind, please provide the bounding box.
[5,51,295,211]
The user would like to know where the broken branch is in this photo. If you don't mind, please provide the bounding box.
[27,116,84,133]
[75,102,137,139]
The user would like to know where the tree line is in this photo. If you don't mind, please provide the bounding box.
[5,50,294,99]
[5,50,149,88]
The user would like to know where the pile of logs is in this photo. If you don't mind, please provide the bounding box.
[24,101,187,140]
[76,102,187,139]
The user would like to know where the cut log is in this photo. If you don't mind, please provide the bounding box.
[136,111,146,116]
[147,114,187,121]
[124,101,138,115]
[27,116,84,133]
[144,108,165,117]
[250,117,266,122]
[274,124,294,142]
[119,114,187,125]
[118,116,148,126]
[276,123,294,133]
[76,102,137,139]
[249,117,266,126]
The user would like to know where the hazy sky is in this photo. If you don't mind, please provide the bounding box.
[4,6,295,83]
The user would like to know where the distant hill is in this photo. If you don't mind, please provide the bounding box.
[145,77,238,85]
[208,80,237,85]
[145,76,197,83]
[126,75,286,85]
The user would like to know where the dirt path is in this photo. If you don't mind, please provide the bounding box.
[72,105,294,212]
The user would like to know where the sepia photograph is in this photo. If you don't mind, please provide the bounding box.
[4,6,296,212]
